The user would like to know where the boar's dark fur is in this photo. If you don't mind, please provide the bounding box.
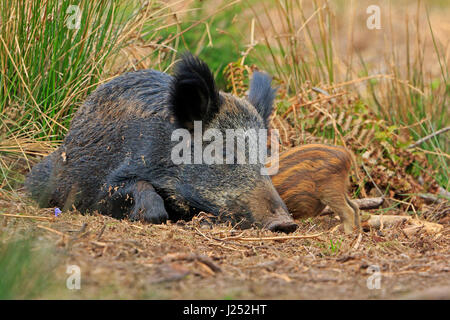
[26,53,297,232]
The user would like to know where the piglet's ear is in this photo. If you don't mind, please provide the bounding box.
[248,71,277,128]
[170,53,220,129]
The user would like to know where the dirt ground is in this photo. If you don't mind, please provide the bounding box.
[1,193,449,300]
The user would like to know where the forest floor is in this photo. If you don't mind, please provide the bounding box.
[1,193,449,300]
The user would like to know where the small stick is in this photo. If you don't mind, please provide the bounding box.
[352,233,363,250]
[78,223,88,234]
[164,252,222,273]
[197,261,216,276]
[97,224,106,240]
[418,192,449,204]
[194,227,244,251]
[195,256,222,273]
[312,87,330,96]
[90,240,108,247]
[361,215,410,229]
[407,126,450,149]
[221,232,324,242]
[0,213,55,221]
[36,224,67,237]
[128,223,144,230]
[282,91,347,119]
[321,197,384,215]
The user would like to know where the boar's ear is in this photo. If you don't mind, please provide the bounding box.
[247,71,277,127]
[170,53,220,128]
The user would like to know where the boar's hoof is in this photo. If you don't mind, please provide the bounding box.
[267,221,298,234]
[129,193,168,224]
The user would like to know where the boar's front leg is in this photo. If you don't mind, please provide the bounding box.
[103,178,168,224]
[127,181,168,224]
[104,162,169,224]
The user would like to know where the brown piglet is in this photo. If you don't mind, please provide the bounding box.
[270,144,361,233]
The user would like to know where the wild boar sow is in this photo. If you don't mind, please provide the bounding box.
[26,54,297,233]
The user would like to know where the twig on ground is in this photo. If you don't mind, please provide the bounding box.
[321,197,384,215]
[97,224,106,240]
[128,223,144,230]
[36,224,67,237]
[0,213,55,221]
[360,214,443,234]
[220,232,324,242]
[194,227,245,251]
[352,233,363,250]
[163,252,222,273]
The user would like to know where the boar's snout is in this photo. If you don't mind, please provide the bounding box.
[264,206,298,233]
[248,180,298,233]
[267,221,298,233]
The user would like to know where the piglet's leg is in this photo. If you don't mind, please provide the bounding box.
[345,195,361,231]
[321,194,359,234]
[128,181,168,224]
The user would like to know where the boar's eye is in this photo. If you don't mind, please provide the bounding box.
[247,71,277,128]
[170,53,220,128]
